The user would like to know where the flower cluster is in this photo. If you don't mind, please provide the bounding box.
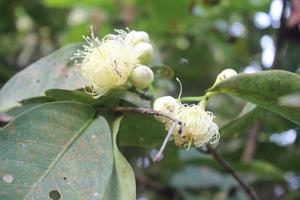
[153,96,220,148]
[73,29,154,98]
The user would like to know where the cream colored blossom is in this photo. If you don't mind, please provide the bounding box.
[173,104,219,148]
[153,96,220,149]
[73,29,153,98]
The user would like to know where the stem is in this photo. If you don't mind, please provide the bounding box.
[96,106,183,133]
[180,96,204,102]
[96,106,184,162]
[136,174,178,198]
[271,0,287,69]
[242,120,262,163]
[204,144,260,200]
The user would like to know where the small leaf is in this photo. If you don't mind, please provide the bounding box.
[45,89,99,104]
[209,70,300,125]
[0,44,82,112]
[103,116,136,200]
[45,89,151,107]
[220,103,263,136]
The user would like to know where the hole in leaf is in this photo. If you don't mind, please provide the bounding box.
[2,174,13,184]
[49,190,61,200]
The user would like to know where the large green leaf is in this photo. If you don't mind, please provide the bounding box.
[103,116,136,200]
[0,44,82,112]
[209,70,300,125]
[0,102,116,199]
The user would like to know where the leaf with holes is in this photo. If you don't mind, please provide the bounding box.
[209,70,300,125]
[0,44,82,112]
[0,102,117,199]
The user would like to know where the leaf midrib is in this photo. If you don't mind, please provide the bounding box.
[24,106,95,199]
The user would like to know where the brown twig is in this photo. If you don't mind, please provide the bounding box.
[136,174,177,199]
[271,0,288,69]
[206,144,260,200]
[96,106,183,162]
[96,106,183,132]
[97,106,258,199]
[242,120,262,163]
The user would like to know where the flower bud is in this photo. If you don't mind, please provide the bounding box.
[215,68,238,83]
[125,31,150,45]
[153,96,179,122]
[130,65,154,89]
[134,42,153,64]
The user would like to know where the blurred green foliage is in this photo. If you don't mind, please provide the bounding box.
[1,0,300,199]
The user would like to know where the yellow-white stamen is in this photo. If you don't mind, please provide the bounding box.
[153,96,220,149]
[73,29,152,98]
[174,104,220,148]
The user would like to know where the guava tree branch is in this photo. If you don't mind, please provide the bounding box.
[205,144,259,200]
[272,0,288,69]
[242,120,262,163]
[96,106,258,199]
[96,106,184,162]
[96,106,183,131]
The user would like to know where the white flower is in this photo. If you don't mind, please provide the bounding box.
[153,96,220,148]
[174,104,220,148]
[73,29,153,98]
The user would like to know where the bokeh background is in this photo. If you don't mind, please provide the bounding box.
[1,0,300,199]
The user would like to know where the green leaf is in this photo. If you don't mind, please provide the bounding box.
[0,102,116,199]
[0,44,82,112]
[103,116,136,200]
[45,89,151,107]
[220,103,263,136]
[209,70,300,125]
